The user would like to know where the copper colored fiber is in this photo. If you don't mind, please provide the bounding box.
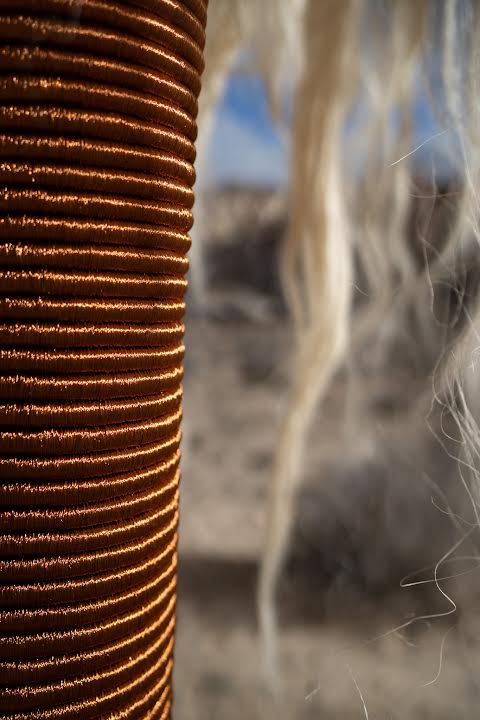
[0,1,206,716]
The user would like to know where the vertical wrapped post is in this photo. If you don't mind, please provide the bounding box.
[0,1,206,716]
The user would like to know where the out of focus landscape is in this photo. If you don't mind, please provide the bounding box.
[173,66,480,718]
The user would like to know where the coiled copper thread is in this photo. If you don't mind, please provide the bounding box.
[0,1,206,717]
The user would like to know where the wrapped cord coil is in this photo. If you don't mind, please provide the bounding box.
[0,1,207,717]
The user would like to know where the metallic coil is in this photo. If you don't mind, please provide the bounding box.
[0,1,206,717]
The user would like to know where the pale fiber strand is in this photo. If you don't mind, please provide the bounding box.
[195,0,480,702]
[258,0,359,686]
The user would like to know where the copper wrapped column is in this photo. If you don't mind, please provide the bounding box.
[0,1,206,717]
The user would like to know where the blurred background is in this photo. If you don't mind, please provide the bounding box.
[173,30,480,720]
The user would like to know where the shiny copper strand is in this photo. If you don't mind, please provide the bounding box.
[0,1,206,717]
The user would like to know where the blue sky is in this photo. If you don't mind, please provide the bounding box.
[209,72,288,187]
[208,71,457,187]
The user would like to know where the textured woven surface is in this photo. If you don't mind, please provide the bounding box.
[0,1,206,716]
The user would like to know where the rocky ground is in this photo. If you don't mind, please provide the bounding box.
[172,188,480,718]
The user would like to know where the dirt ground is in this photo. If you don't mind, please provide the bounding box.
[174,314,480,719]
